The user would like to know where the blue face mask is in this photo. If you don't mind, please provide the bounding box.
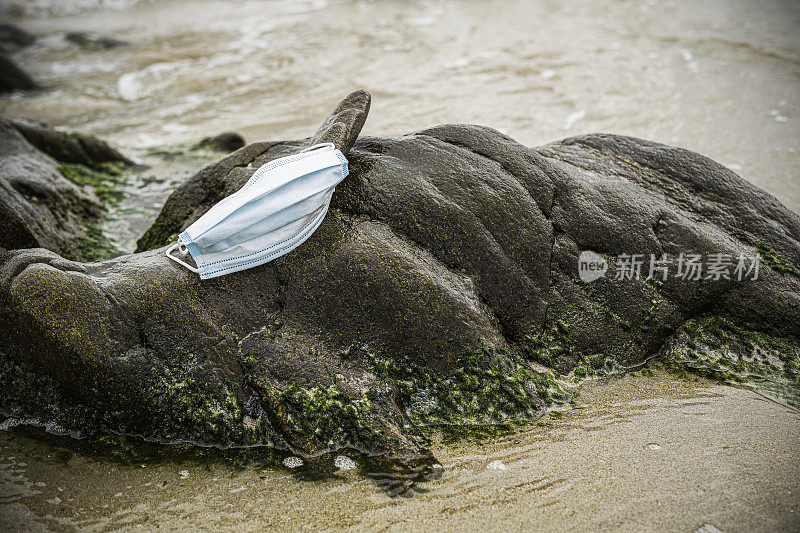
[166,143,348,279]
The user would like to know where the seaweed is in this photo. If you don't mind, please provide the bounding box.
[59,162,128,205]
[757,243,800,277]
[663,316,800,408]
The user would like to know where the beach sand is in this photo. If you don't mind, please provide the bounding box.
[2,369,798,532]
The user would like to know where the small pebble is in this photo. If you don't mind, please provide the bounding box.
[283,456,303,469]
[334,455,356,471]
[487,460,506,471]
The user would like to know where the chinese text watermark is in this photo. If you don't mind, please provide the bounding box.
[578,251,760,283]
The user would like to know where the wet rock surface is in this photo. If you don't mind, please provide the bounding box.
[0,23,36,50]
[195,132,246,153]
[0,23,37,92]
[1,90,798,463]
[0,116,132,259]
[0,54,37,93]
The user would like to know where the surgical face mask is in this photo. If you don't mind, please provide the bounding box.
[166,143,348,279]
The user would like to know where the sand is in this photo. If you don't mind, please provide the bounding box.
[1,370,798,532]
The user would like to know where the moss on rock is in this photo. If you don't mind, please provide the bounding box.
[757,242,800,277]
[0,354,102,438]
[663,316,800,407]
[59,162,127,205]
[368,345,576,428]
[277,384,386,452]
[71,220,118,261]
[0,347,284,450]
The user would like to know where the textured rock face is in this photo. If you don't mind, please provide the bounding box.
[0,117,131,260]
[1,91,798,463]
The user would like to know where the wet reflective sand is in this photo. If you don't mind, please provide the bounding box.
[2,370,798,532]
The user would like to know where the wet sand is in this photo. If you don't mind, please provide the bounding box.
[2,370,798,532]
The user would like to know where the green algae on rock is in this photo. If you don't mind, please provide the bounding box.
[662,316,800,408]
[58,162,128,206]
[757,242,800,278]
[73,219,119,262]
[369,346,576,428]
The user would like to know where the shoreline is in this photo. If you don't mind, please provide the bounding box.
[2,369,798,532]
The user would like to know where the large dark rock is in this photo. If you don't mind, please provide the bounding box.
[0,117,132,260]
[0,23,36,50]
[1,90,798,464]
[0,53,37,93]
[10,117,133,168]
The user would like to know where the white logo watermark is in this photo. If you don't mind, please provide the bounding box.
[578,252,760,282]
[578,251,609,282]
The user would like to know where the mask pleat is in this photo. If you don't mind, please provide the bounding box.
[186,150,343,242]
[199,188,333,254]
[198,202,330,278]
[192,165,341,250]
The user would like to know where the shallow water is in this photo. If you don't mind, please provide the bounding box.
[1,370,798,532]
[1,0,799,248]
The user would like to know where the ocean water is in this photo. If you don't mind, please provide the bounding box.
[0,0,798,224]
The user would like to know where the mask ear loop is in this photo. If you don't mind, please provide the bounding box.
[300,142,335,153]
[165,242,199,273]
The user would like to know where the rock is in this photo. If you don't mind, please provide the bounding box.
[310,88,370,154]
[10,118,134,168]
[1,90,798,463]
[0,53,37,93]
[0,23,36,50]
[195,132,246,153]
[0,24,37,92]
[0,116,132,260]
[65,31,128,50]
